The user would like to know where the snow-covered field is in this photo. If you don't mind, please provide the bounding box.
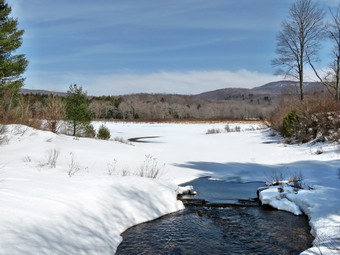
[0,121,339,254]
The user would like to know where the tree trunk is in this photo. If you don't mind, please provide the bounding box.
[73,122,76,136]
[336,50,340,102]
[299,68,304,101]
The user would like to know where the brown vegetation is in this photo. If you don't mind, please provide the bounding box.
[270,93,340,143]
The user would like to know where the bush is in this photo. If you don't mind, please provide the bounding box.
[97,124,111,140]
[282,109,300,138]
[138,154,163,179]
[84,124,96,138]
[270,94,340,143]
[46,148,60,168]
[206,128,222,134]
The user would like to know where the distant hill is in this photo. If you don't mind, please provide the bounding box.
[20,80,325,101]
[253,80,324,94]
[196,80,325,101]
[20,88,67,97]
[195,88,253,100]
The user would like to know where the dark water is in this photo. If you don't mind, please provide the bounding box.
[116,178,313,255]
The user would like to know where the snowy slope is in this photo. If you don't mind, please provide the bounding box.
[0,125,184,255]
[0,122,339,254]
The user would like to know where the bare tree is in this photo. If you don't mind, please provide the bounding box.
[273,0,325,101]
[44,95,65,133]
[327,5,340,101]
[309,4,340,101]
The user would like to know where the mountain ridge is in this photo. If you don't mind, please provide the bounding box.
[21,80,325,100]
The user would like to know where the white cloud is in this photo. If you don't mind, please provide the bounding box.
[24,69,281,96]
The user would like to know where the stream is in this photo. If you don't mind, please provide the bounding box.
[116,177,313,255]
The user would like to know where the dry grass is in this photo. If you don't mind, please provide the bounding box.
[46,148,60,168]
[206,128,223,134]
[137,154,163,179]
[68,152,81,177]
[22,156,32,163]
[266,171,311,193]
[206,124,249,135]
[107,159,117,176]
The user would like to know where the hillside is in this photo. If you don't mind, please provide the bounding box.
[196,80,324,101]
[20,88,67,97]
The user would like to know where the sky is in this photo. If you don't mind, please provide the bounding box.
[6,0,340,95]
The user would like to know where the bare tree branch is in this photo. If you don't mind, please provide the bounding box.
[273,0,326,101]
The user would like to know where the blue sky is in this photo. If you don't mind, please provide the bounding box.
[7,0,340,95]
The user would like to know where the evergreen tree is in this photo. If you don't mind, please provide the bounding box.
[65,84,92,136]
[0,0,28,94]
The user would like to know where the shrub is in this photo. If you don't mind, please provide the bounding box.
[206,128,222,134]
[288,172,304,192]
[68,152,81,177]
[270,94,340,143]
[97,124,111,140]
[47,148,60,168]
[44,95,65,133]
[22,156,32,163]
[138,154,163,179]
[224,125,231,132]
[282,109,300,137]
[107,159,117,175]
[84,124,96,138]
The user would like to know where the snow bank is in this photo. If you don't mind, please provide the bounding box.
[259,184,340,254]
[0,125,184,255]
[1,122,339,254]
[0,176,183,255]
[259,186,303,215]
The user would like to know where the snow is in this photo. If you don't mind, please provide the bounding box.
[0,122,339,254]
[259,186,303,215]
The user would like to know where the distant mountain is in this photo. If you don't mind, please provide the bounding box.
[252,80,297,94]
[253,80,324,94]
[20,80,325,101]
[20,88,67,97]
[196,80,325,101]
[195,88,254,100]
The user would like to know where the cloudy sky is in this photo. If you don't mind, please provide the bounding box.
[7,0,340,95]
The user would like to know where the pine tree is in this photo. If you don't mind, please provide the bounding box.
[0,0,28,92]
[65,84,92,136]
[0,0,28,119]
